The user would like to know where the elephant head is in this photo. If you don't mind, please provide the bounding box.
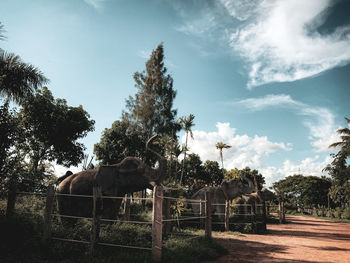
[95,134,166,196]
[259,188,276,201]
[221,176,255,200]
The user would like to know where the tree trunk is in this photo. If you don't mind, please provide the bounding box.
[179,132,188,185]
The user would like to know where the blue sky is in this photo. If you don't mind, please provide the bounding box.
[1,0,349,186]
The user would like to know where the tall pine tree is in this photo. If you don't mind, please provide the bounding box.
[122,44,179,140]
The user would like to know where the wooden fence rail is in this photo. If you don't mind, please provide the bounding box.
[7,183,285,262]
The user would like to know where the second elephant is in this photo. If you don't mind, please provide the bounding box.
[191,177,255,217]
[235,188,276,217]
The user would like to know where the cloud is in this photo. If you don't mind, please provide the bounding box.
[181,122,292,170]
[229,0,350,88]
[260,155,332,187]
[173,0,350,88]
[233,94,340,152]
[84,0,106,10]
[180,121,333,187]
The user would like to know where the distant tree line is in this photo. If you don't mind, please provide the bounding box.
[273,117,350,212]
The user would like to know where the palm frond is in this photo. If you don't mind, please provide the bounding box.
[0,50,49,103]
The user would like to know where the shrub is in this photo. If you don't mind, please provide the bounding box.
[343,207,350,220]
[334,207,343,219]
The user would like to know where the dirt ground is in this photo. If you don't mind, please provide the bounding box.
[203,215,350,263]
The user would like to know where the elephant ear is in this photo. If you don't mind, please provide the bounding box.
[95,166,119,196]
[221,180,239,199]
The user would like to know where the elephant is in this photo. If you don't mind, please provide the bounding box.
[190,177,255,217]
[56,134,166,225]
[235,188,276,217]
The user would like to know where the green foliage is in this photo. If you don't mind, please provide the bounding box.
[343,207,350,220]
[334,207,343,219]
[19,87,95,167]
[0,50,48,104]
[94,120,145,164]
[122,43,180,139]
[225,167,265,190]
[273,174,331,208]
[324,117,350,207]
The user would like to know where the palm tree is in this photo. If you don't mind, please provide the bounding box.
[329,117,350,154]
[0,22,5,41]
[216,142,231,169]
[0,50,48,103]
[178,114,195,185]
[0,23,48,103]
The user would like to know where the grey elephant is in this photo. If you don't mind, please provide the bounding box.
[56,135,166,225]
[191,177,255,217]
[235,188,276,217]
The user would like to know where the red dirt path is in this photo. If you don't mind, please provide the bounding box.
[203,215,350,263]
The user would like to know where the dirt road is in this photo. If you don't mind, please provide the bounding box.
[203,215,350,263]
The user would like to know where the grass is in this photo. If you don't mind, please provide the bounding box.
[0,197,227,263]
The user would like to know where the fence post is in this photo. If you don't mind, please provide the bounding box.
[200,200,205,229]
[123,194,131,221]
[6,176,18,218]
[225,200,230,231]
[262,201,267,231]
[251,204,257,234]
[152,185,163,263]
[90,185,102,256]
[163,195,171,235]
[281,201,285,223]
[278,201,282,224]
[43,185,55,242]
[205,192,212,240]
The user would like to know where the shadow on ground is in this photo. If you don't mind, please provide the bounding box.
[213,238,331,263]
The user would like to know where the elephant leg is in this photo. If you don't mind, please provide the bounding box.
[102,198,123,220]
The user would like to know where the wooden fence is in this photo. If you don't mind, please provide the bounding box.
[6,184,285,262]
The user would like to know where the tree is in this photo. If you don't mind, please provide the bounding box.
[273,174,331,209]
[324,117,350,207]
[19,87,95,171]
[178,113,195,185]
[202,160,224,186]
[122,43,179,140]
[329,117,350,154]
[94,120,144,165]
[0,101,21,197]
[0,23,48,103]
[215,142,231,169]
[225,167,265,191]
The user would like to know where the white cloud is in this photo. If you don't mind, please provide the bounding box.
[234,94,340,152]
[181,122,292,170]
[84,0,106,10]
[229,0,350,88]
[173,0,350,88]
[260,155,331,187]
[180,121,334,187]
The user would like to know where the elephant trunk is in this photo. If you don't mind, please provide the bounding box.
[146,134,167,185]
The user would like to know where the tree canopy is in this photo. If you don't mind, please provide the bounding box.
[122,43,179,140]
[273,174,331,208]
[94,120,144,165]
[19,87,95,168]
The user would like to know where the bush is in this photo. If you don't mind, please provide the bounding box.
[334,207,343,219]
[343,207,350,220]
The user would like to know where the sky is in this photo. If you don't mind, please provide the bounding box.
[1,0,349,186]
